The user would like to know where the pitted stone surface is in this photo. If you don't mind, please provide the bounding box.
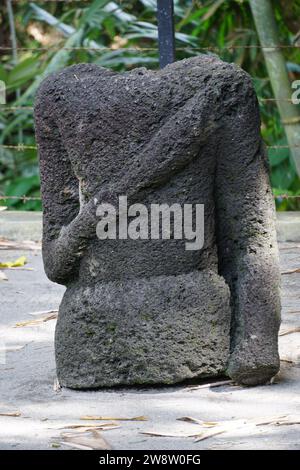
[35,55,281,388]
[56,270,230,388]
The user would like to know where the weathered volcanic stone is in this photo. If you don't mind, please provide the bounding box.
[56,271,230,388]
[34,55,281,388]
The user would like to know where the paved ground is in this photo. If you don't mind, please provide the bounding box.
[0,243,299,450]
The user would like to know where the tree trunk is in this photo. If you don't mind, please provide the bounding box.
[249,0,300,177]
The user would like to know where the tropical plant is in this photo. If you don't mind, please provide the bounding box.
[0,0,300,210]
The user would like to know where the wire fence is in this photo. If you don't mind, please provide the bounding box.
[1,98,299,112]
[10,0,92,3]
[1,194,300,202]
[2,45,300,52]
[1,1,300,204]
[1,143,300,151]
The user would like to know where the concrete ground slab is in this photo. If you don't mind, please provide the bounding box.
[0,243,299,450]
[0,211,42,242]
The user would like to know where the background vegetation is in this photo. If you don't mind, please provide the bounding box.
[1,0,300,210]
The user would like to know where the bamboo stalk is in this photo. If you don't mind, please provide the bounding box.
[249,0,300,176]
[6,0,23,142]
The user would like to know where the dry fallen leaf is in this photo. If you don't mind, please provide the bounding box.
[80,415,147,422]
[279,244,300,250]
[61,430,111,450]
[0,270,8,281]
[280,356,299,364]
[4,344,28,352]
[56,422,120,431]
[187,380,234,391]
[176,416,242,442]
[142,414,300,444]
[0,256,27,269]
[177,416,218,427]
[141,431,202,438]
[281,268,300,275]
[53,378,61,392]
[0,239,41,251]
[5,267,34,271]
[51,442,61,448]
[194,429,225,442]
[30,309,58,317]
[0,411,21,417]
[255,415,300,426]
[14,311,58,328]
[279,327,300,336]
[280,358,294,364]
[61,442,93,450]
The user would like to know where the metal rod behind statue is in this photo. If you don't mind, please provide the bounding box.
[157,0,175,68]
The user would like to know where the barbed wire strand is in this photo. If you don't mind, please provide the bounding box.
[0,144,37,150]
[1,98,298,113]
[1,143,298,151]
[11,0,91,2]
[0,107,34,111]
[0,194,299,202]
[2,44,300,52]
[0,195,41,201]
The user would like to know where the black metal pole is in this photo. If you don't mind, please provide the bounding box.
[157,0,175,68]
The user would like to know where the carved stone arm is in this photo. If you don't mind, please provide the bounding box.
[215,78,281,385]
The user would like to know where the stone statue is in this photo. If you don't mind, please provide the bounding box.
[34,55,281,389]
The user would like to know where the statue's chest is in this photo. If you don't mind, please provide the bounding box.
[55,69,215,197]
[58,77,177,186]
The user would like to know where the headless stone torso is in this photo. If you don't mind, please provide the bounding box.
[57,63,218,283]
[35,56,281,389]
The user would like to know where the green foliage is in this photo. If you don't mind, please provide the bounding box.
[0,0,300,210]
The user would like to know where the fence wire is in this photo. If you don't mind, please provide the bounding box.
[0,143,299,151]
[1,98,298,112]
[14,0,92,2]
[2,45,300,53]
[1,194,300,202]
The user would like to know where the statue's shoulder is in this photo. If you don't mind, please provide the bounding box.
[35,63,115,108]
[163,55,253,90]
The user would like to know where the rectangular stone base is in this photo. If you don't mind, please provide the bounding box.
[55,270,231,389]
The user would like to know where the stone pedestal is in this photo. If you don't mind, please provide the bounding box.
[56,271,230,388]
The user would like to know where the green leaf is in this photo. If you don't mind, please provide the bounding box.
[271,161,296,190]
[0,65,8,83]
[268,138,289,167]
[202,0,226,22]
[79,0,110,28]
[5,175,40,207]
[7,57,42,90]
